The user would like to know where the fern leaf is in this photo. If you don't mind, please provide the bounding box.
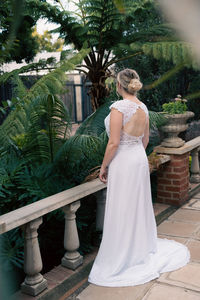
[130,41,198,68]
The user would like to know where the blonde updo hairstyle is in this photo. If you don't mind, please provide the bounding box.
[117,69,143,95]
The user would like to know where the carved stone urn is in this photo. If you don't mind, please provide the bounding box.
[160,111,194,148]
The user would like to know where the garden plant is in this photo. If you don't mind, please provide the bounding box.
[162,95,188,114]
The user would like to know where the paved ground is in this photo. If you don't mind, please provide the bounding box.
[75,193,200,300]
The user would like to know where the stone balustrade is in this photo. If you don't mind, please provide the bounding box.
[0,179,105,296]
[61,201,83,270]
[21,217,48,296]
[0,137,199,297]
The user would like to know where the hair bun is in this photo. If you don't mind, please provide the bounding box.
[128,78,143,93]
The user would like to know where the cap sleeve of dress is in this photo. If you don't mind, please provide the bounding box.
[109,101,125,114]
[142,103,149,117]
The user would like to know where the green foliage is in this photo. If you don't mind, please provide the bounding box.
[54,133,106,184]
[0,0,24,64]
[0,94,72,163]
[149,110,167,129]
[0,229,24,271]
[115,40,200,117]
[25,49,89,101]
[0,151,28,213]
[162,97,188,114]
[114,1,200,115]
[76,102,111,136]
[11,76,27,99]
[9,15,39,63]
[0,1,39,64]
[32,27,64,52]
[130,42,197,69]
[0,91,107,274]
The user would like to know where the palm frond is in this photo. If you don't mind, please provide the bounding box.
[0,94,72,164]
[25,48,89,101]
[76,101,111,135]
[54,133,106,184]
[130,41,198,69]
[0,49,89,153]
[149,111,167,129]
[15,163,72,200]
[0,229,24,271]
[11,74,27,99]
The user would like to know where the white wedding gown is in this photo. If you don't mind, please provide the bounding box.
[88,99,190,287]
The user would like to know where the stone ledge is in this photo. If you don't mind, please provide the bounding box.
[155,136,200,155]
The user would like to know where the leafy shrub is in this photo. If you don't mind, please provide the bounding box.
[0,228,25,296]
[162,95,188,114]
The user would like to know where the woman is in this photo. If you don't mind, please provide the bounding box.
[88,69,190,287]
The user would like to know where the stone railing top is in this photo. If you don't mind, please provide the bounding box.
[0,178,106,235]
[155,136,200,155]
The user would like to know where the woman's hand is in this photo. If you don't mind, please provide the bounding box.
[99,165,108,184]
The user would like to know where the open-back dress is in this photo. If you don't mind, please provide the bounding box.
[88,99,190,287]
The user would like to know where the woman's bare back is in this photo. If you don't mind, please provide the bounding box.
[122,106,147,137]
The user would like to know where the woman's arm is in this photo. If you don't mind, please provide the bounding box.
[99,108,123,183]
[142,117,149,150]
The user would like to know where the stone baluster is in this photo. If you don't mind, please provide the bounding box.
[190,146,200,183]
[61,201,83,270]
[21,217,47,296]
[96,189,106,232]
[92,189,106,246]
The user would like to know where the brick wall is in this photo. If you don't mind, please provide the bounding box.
[157,153,190,206]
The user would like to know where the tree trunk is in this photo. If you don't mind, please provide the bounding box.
[88,70,110,111]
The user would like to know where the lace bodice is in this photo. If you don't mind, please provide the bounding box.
[104,99,149,145]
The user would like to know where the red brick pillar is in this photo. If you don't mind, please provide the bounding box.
[157,153,190,206]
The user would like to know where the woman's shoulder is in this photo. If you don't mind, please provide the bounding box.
[109,99,137,108]
[109,100,126,111]
[109,99,149,116]
[139,102,149,115]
